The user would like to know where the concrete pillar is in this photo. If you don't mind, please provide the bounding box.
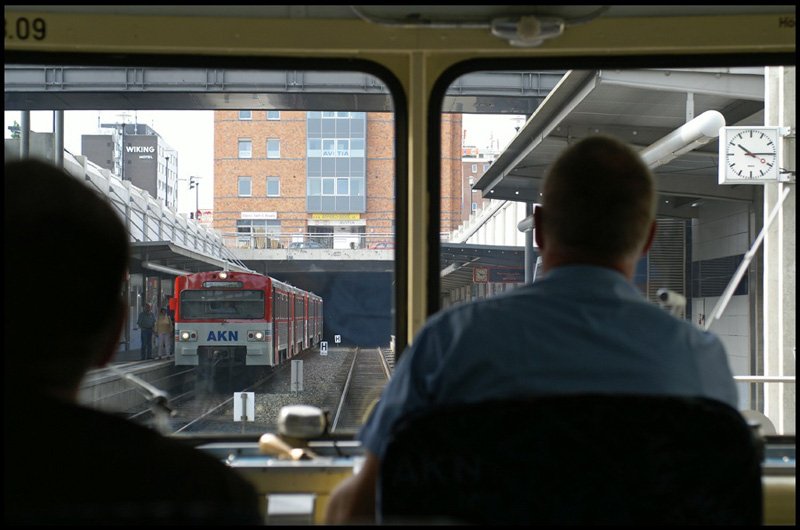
[54,110,64,167]
[763,66,795,434]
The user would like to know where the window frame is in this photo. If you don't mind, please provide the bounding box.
[238,138,252,159]
[237,176,252,197]
[266,176,280,197]
[267,138,280,159]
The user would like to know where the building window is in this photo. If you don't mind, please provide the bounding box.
[337,139,350,157]
[471,163,478,172]
[483,163,491,171]
[239,110,252,120]
[318,138,350,157]
[267,110,280,120]
[237,219,280,249]
[267,139,280,159]
[308,138,322,157]
[266,176,280,197]
[306,111,366,213]
[238,139,252,159]
[472,202,478,212]
[238,176,252,197]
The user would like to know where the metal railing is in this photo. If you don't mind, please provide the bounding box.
[221,232,395,251]
[60,150,249,272]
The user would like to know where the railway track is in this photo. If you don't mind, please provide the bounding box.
[117,345,393,437]
[330,347,392,433]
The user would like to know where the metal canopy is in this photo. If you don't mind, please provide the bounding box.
[440,242,526,292]
[473,68,765,212]
[4,66,564,115]
[129,242,251,276]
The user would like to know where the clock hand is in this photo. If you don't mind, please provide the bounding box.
[737,144,757,158]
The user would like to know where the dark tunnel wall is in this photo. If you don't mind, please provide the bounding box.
[271,271,394,348]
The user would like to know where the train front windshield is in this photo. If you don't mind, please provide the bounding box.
[180,290,265,320]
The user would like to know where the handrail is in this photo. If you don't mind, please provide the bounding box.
[61,149,251,272]
[734,376,796,383]
[220,231,396,250]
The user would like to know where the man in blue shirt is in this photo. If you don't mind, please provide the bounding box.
[325,135,738,524]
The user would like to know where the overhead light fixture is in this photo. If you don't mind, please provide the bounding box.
[349,6,610,48]
[490,16,565,47]
[639,110,725,168]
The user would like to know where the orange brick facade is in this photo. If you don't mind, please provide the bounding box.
[440,114,465,234]
[213,110,463,245]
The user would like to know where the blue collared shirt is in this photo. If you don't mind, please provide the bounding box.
[360,265,738,459]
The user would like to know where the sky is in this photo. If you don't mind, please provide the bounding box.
[463,113,526,151]
[5,110,214,215]
[5,110,524,215]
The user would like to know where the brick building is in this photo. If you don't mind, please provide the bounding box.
[213,110,464,247]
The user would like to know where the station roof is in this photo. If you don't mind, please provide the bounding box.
[129,242,252,277]
[439,242,527,292]
[4,65,773,292]
[445,67,769,293]
[473,68,764,212]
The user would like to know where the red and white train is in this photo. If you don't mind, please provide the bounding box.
[171,270,323,374]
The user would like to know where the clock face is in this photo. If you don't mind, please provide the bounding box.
[721,127,780,184]
[473,267,488,283]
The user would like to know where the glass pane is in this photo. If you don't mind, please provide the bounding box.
[4,63,398,443]
[238,177,251,196]
[181,290,265,319]
[440,66,795,436]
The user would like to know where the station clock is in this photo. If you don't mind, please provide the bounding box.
[719,126,781,184]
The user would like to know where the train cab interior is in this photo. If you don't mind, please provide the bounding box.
[4,4,796,526]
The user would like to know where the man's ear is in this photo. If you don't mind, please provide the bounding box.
[641,220,657,255]
[533,205,545,249]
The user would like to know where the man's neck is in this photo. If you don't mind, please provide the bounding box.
[542,251,635,280]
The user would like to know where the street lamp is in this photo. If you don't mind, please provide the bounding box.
[189,176,200,219]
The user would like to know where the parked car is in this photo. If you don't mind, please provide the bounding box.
[289,240,325,249]
[369,241,395,249]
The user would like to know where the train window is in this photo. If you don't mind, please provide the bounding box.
[437,63,795,436]
[5,61,399,439]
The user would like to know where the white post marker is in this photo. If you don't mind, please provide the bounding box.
[291,359,304,391]
[320,341,328,356]
[334,334,341,344]
[233,392,255,422]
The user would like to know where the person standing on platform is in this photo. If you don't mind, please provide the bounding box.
[137,303,155,360]
[155,307,173,359]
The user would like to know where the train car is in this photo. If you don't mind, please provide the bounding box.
[4,4,795,526]
[308,291,324,348]
[173,270,322,382]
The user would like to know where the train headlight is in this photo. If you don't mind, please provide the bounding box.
[178,330,197,342]
[247,330,267,342]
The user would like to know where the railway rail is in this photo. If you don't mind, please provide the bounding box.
[93,345,392,438]
[330,347,392,433]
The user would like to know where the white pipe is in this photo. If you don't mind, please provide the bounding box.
[733,376,795,383]
[142,261,190,276]
[639,110,725,167]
